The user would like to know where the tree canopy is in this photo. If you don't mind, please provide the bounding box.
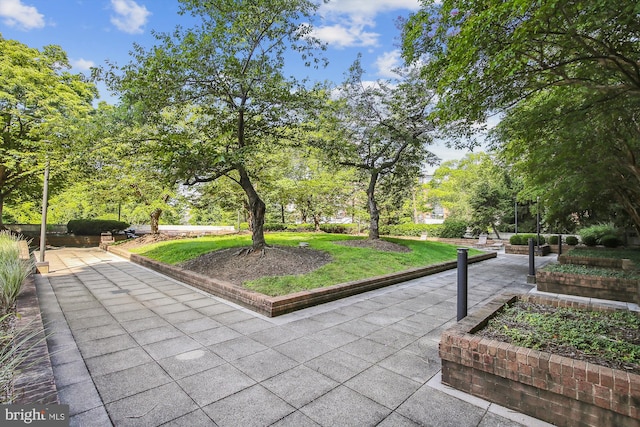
[402,0,640,233]
[0,35,97,227]
[106,0,326,250]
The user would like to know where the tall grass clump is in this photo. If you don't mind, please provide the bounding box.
[0,231,33,315]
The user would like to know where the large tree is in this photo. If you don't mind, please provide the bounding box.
[323,60,438,239]
[106,0,326,251]
[0,36,97,227]
[401,0,640,233]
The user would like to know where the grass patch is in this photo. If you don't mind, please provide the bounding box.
[130,232,483,296]
[477,300,640,373]
[566,247,640,267]
[542,263,640,280]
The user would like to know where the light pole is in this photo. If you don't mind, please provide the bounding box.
[536,196,541,250]
[36,159,50,274]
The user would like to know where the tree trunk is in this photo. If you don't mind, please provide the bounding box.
[0,195,5,230]
[367,172,380,240]
[281,204,285,224]
[150,208,162,234]
[239,166,266,249]
[491,223,501,240]
[313,214,321,232]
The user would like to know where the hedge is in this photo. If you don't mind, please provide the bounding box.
[67,219,129,236]
[379,223,443,237]
[509,233,546,246]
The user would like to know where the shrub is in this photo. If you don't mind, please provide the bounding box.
[318,223,359,234]
[582,235,598,247]
[67,219,129,236]
[548,235,559,245]
[379,223,443,237]
[565,235,579,245]
[600,234,621,248]
[0,232,33,315]
[509,234,546,246]
[263,223,287,232]
[439,219,467,238]
[578,223,619,246]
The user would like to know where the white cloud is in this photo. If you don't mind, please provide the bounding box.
[72,58,95,71]
[313,23,378,49]
[0,0,45,30]
[110,0,150,34]
[321,0,421,16]
[313,0,420,49]
[374,50,402,78]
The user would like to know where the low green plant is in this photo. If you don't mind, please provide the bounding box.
[600,234,621,248]
[548,235,559,245]
[565,235,579,245]
[1,314,49,403]
[379,223,443,237]
[543,263,640,280]
[67,219,129,236]
[439,219,467,238]
[509,234,546,246]
[578,223,620,247]
[0,232,33,315]
[480,301,640,369]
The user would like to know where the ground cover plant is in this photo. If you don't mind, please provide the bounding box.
[542,263,640,280]
[128,232,482,296]
[477,300,640,374]
[565,247,640,267]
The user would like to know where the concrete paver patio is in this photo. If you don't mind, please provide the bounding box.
[36,247,557,426]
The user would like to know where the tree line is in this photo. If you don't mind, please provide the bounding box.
[1,0,638,249]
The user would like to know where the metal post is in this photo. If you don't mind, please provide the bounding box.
[457,248,468,321]
[536,197,541,249]
[37,160,50,274]
[527,238,536,283]
[558,234,562,256]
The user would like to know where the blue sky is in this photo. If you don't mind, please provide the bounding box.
[0,0,474,169]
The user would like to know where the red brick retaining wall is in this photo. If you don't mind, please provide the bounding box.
[559,253,635,270]
[536,270,639,304]
[104,244,496,317]
[439,294,640,427]
[505,244,551,256]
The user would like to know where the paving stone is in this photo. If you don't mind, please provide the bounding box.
[248,326,303,347]
[75,334,139,359]
[345,365,421,409]
[212,309,256,325]
[396,385,486,427]
[69,406,112,427]
[210,335,268,361]
[85,347,154,376]
[273,336,332,363]
[339,337,398,363]
[174,316,222,334]
[159,409,215,426]
[203,384,295,427]
[377,412,422,426]
[57,379,103,416]
[52,360,91,388]
[143,335,202,360]
[232,348,298,382]
[336,318,383,337]
[161,309,204,324]
[262,365,338,408]
[92,362,173,403]
[157,348,225,380]
[378,349,441,383]
[130,325,184,345]
[365,327,417,350]
[192,325,243,346]
[227,317,274,334]
[110,308,158,322]
[303,349,370,383]
[120,315,170,333]
[300,385,390,426]
[105,382,198,426]
[71,323,128,343]
[177,364,255,407]
[270,410,321,427]
[308,326,361,348]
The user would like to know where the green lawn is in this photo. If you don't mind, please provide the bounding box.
[130,232,483,296]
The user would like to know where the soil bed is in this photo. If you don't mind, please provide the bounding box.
[118,234,412,287]
[476,300,640,375]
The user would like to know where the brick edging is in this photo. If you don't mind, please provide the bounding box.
[439,293,640,427]
[13,273,59,404]
[103,244,496,317]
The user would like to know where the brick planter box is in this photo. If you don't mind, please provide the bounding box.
[439,294,640,427]
[536,270,639,304]
[505,244,551,256]
[103,244,496,317]
[559,253,635,270]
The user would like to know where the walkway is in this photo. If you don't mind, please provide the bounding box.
[35,247,556,426]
